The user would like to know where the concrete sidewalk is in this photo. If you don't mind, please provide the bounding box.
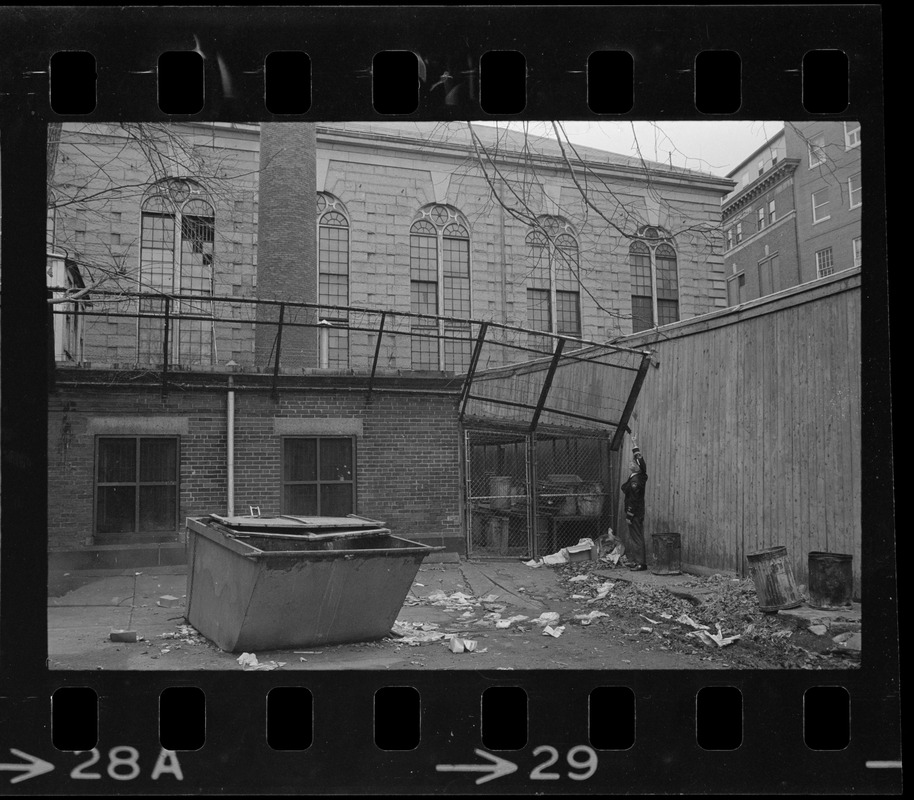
[47,557,719,671]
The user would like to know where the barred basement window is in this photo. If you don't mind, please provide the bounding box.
[409,204,471,371]
[138,179,215,367]
[95,436,178,536]
[317,194,350,368]
[816,247,835,278]
[282,437,355,517]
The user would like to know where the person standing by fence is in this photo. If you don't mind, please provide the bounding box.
[621,431,648,571]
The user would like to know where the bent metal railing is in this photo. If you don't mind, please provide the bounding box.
[48,289,652,441]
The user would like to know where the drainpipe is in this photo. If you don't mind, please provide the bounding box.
[227,375,235,516]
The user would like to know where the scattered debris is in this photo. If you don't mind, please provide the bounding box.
[236,652,286,671]
[542,625,565,638]
[109,629,138,643]
[676,614,710,631]
[157,595,182,608]
[808,624,828,636]
[159,624,209,646]
[532,612,561,627]
[640,626,653,634]
[640,614,660,625]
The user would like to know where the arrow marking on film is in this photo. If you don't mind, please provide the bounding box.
[436,748,518,785]
[0,749,55,784]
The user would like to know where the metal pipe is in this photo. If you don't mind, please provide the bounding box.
[227,375,235,516]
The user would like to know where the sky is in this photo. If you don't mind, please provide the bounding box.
[475,120,784,178]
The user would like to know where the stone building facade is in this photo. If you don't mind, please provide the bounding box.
[47,122,734,564]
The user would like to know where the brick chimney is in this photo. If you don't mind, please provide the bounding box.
[255,123,317,370]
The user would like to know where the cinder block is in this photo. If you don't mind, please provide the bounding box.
[110,629,138,643]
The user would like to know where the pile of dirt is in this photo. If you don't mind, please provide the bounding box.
[553,563,858,669]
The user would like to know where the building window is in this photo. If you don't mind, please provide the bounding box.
[629,240,654,332]
[317,194,350,368]
[629,231,679,333]
[808,133,827,168]
[811,189,831,224]
[95,437,178,535]
[138,179,215,367]
[735,222,743,244]
[525,217,582,350]
[848,173,862,209]
[282,437,355,517]
[758,253,780,297]
[757,207,766,231]
[409,204,471,371]
[726,228,733,250]
[758,160,765,177]
[816,247,835,278]
[844,121,861,150]
[726,272,746,306]
[853,238,862,268]
[768,199,776,225]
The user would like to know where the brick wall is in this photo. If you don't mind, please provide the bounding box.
[47,385,463,552]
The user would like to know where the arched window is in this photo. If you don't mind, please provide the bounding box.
[138,179,215,366]
[525,216,581,351]
[317,193,350,368]
[628,228,679,333]
[409,204,471,371]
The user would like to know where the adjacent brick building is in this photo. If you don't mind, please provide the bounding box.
[46,122,734,566]
[722,121,862,305]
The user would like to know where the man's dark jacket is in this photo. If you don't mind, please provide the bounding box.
[621,448,648,518]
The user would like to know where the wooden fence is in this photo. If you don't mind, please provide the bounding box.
[616,268,861,597]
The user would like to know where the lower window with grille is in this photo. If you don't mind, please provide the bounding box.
[282,437,356,517]
[95,436,179,538]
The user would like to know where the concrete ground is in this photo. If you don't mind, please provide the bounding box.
[48,558,730,671]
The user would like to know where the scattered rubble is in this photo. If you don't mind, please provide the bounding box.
[551,561,858,669]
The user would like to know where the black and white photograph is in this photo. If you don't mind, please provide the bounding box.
[42,118,863,672]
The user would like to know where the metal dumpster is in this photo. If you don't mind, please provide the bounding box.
[185,515,444,652]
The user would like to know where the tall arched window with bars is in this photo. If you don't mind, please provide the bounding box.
[525,216,582,352]
[628,227,680,332]
[317,193,350,368]
[409,204,472,371]
[138,179,215,366]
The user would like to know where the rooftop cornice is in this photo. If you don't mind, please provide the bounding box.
[315,125,735,193]
[722,158,800,217]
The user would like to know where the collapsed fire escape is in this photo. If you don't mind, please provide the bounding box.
[49,288,652,558]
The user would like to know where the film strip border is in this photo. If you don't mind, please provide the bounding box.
[0,6,883,120]
[0,4,895,796]
[7,675,896,793]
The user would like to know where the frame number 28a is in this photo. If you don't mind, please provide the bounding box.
[70,748,183,781]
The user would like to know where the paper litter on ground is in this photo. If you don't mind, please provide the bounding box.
[236,652,286,671]
[542,625,565,638]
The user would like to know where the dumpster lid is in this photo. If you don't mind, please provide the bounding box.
[209,513,386,531]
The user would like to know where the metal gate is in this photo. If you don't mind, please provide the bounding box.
[465,429,611,559]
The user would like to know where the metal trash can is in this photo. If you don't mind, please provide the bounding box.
[746,545,802,611]
[185,515,444,652]
[651,533,681,575]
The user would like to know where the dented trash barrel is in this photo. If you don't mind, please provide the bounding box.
[746,545,802,612]
[807,552,853,609]
[651,533,681,575]
[185,516,443,652]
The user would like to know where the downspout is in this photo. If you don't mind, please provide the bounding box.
[227,375,235,516]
